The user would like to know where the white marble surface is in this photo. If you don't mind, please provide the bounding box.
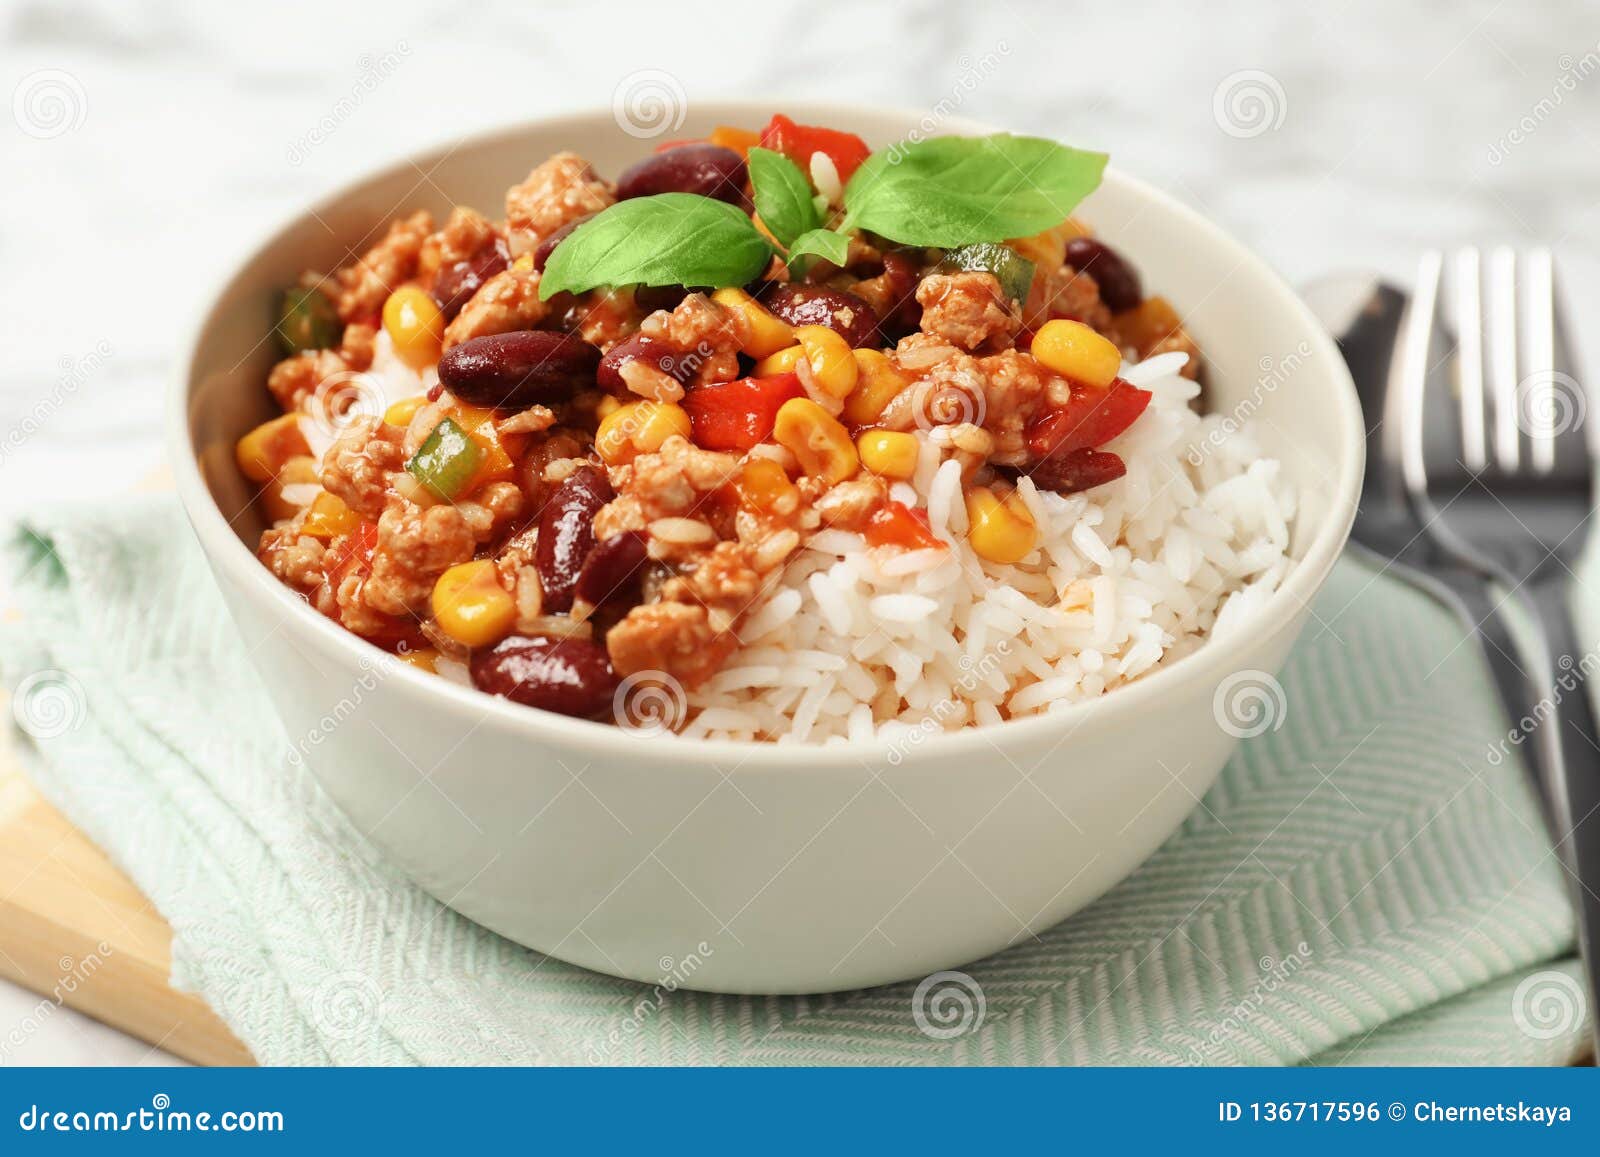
[3,0,1599,1063]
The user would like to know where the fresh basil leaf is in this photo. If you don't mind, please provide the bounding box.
[539,194,774,299]
[839,134,1107,248]
[747,147,820,248]
[785,228,851,269]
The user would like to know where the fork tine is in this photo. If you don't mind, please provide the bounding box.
[1454,248,1488,472]
[1397,250,1442,498]
[1488,246,1521,471]
[1521,247,1558,474]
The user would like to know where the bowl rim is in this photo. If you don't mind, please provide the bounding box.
[168,100,1365,773]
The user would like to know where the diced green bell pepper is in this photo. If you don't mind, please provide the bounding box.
[275,287,342,355]
[938,242,1036,306]
[406,417,483,501]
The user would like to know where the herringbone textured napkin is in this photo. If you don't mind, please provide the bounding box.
[1,498,1589,1065]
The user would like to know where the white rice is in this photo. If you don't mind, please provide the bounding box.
[680,352,1298,745]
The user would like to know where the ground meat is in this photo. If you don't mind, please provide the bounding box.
[332,210,433,323]
[638,293,744,387]
[418,206,499,281]
[593,436,742,541]
[973,349,1054,466]
[881,339,1054,466]
[266,323,377,412]
[815,477,888,529]
[916,272,1020,352]
[442,266,547,349]
[1025,264,1113,333]
[258,528,325,592]
[455,481,525,542]
[320,416,405,517]
[572,289,645,353]
[605,541,767,688]
[1145,327,1203,379]
[364,500,476,616]
[496,405,557,436]
[505,152,614,255]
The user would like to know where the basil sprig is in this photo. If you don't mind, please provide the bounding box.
[539,194,774,299]
[746,147,821,247]
[538,134,1106,297]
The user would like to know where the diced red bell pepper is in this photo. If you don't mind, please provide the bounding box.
[758,114,872,183]
[1025,378,1153,459]
[864,501,945,551]
[682,373,806,452]
[1025,449,1127,495]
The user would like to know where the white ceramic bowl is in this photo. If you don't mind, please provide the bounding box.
[170,103,1362,993]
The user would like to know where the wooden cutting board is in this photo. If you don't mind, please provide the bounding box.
[0,721,254,1066]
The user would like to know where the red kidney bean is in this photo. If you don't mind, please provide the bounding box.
[616,144,748,207]
[573,531,648,608]
[596,332,694,396]
[632,284,689,314]
[877,250,924,340]
[438,330,600,408]
[757,283,881,348]
[1021,448,1127,495]
[470,635,619,720]
[535,466,613,613]
[531,214,593,272]
[1064,237,1142,313]
[431,239,510,321]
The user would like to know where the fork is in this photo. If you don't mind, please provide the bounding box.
[1402,247,1600,1054]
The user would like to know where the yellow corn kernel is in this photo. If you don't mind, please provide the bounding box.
[753,344,805,378]
[1030,319,1122,389]
[1056,217,1091,242]
[511,254,535,273]
[712,287,795,358]
[384,395,428,427]
[856,430,919,480]
[260,455,318,522]
[236,413,311,483]
[773,398,858,485]
[595,395,623,421]
[397,646,439,673]
[595,400,692,465]
[964,487,1038,564]
[735,457,800,515]
[793,325,858,399]
[300,491,362,540]
[431,560,517,649]
[843,349,909,425]
[382,286,445,370]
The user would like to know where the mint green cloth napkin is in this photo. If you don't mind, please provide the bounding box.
[2,498,1590,1066]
